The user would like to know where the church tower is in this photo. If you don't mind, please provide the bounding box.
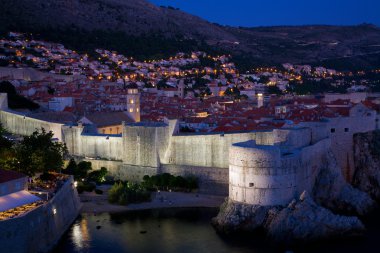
[177,80,185,98]
[126,84,141,122]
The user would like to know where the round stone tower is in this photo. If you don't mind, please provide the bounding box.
[229,140,297,206]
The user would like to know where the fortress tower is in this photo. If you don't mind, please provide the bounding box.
[229,140,296,206]
[229,127,330,206]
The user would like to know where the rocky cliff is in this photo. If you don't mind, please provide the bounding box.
[353,130,380,200]
[212,192,365,244]
[213,149,375,244]
[313,150,375,216]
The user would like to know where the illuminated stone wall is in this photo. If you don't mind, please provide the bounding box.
[326,104,377,182]
[0,93,8,110]
[1,104,377,194]
[0,176,81,253]
[229,129,330,206]
[0,110,64,140]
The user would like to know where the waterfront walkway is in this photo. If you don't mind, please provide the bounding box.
[80,191,225,213]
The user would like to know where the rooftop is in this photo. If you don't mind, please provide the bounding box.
[0,169,26,184]
[126,121,168,127]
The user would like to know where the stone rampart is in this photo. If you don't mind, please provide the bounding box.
[327,106,377,182]
[0,176,81,253]
[166,131,274,168]
[0,110,64,140]
[64,126,124,161]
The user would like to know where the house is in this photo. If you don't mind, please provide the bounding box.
[0,169,27,197]
[48,96,74,111]
[78,111,135,135]
[0,169,41,212]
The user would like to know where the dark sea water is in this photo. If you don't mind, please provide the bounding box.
[54,208,380,253]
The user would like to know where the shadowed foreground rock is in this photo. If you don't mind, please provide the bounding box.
[353,131,380,200]
[266,193,365,243]
[313,150,376,216]
[212,192,365,244]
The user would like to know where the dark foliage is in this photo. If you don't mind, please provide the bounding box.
[0,81,40,110]
[108,181,151,205]
[142,173,198,192]
[63,159,92,180]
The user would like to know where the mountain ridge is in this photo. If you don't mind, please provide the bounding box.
[1,0,380,69]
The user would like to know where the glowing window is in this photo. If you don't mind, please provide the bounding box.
[129,108,134,113]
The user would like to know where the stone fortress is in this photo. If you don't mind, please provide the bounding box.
[229,127,329,206]
[0,92,379,199]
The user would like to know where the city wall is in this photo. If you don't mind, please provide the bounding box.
[0,110,64,140]
[97,163,229,196]
[326,105,377,182]
[0,176,81,253]
[1,103,374,195]
[165,131,273,168]
[64,125,123,161]
[0,67,84,82]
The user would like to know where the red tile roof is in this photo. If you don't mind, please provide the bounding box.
[0,169,26,183]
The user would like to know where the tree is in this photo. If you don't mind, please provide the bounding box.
[76,161,92,180]
[0,123,14,169]
[88,167,108,183]
[13,128,67,176]
[267,85,282,95]
[157,79,168,90]
[64,158,77,175]
[0,81,40,110]
[259,76,270,84]
[0,123,12,151]
[224,86,240,99]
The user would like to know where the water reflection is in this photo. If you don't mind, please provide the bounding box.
[54,207,380,253]
[71,217,91,251]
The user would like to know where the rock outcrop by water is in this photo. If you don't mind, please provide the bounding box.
[212,198,277,234]
[212,192,365,244]
[313,150,375,216]
[353,131,380,200]
[213,148,375,243]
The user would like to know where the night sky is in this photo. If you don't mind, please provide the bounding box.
[149,0,380,27]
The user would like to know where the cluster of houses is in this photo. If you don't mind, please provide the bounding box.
[1,32,380,135]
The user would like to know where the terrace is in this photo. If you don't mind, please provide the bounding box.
[0,172,70,221]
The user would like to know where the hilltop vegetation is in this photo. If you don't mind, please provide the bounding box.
[1,0,380,70]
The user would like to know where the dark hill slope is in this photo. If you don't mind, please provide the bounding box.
[1,0,380,69]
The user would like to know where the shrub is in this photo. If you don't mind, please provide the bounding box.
[95,189,103,195]
[76,186,84,194]
[108,181,151,205]
[141,173,198,192]
[77,181,96,192]
[88,167,108,184]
